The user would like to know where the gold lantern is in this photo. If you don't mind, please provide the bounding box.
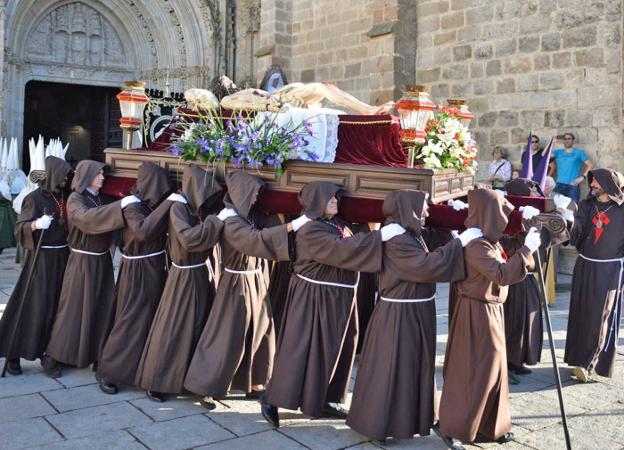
[117,81,150,150]
[395,85,436,168]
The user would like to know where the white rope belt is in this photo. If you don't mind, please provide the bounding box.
[225,267,263,274]
[42,244,68,249]
[70,247,108,256]
[296,273,358,289]
[171,261,207,269]
[121,250,166,260]
[379,293,436,303]
[579,253,624,351]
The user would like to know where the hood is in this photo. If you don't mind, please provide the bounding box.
[181,164,224,212]
[131,162,172,207]
[588,168,624,206]
[223,171,265,218]
[298,181,344,220]
[382,190,427,236]
[465,188,515,243]
[40,156,72,195]
[71,160,106,193]
[505,178,542,197]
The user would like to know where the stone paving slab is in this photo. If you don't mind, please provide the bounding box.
[130,394,207,422]
[197,429,308,449]
[128,414,235,450]
[29,430,146,450]
[53,367,100,388]
[0,416,63,449]
[278,418,369,450]
[510,388,587,432]
[42,383,146,412]
[46,401,153,439]
[0,372,62,399]
[0,393,57,423]
[208,396,275,436]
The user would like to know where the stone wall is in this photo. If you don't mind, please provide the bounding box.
[256,0,416,105]
[415,0,624,179]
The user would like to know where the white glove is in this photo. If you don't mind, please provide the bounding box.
[217,207,237,221]
[447,199,468,211]
[34,215,53,230]
[380,223,406,242]
[291,215,311,232]
[167,193,187,204]
[562,208,575,222]
[519,205,540,220]
[553,194,572,210]
[524,227,541,252]
[458,227,483,247]
[121,195,141,209]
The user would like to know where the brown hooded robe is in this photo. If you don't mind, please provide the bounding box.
[98,162,173,386]
[0,156,72,361]
[184,171,289,398]
[347,190,465,440]
[266,181,382,418]
[135,165,224,394]
[564,168,624,377]
[502,178,571,367]
[46,160,126,368]
[439,189,532,443]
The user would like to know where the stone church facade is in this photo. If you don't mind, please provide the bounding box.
[0,0,622,177]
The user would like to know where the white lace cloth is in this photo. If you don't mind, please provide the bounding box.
[257,107,343,163]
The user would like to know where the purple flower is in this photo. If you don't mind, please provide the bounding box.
[307,151,319,161]
[302,119,314,135]
[198,139,209,154]
[170,145,182,156]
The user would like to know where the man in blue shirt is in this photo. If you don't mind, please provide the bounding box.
[549,133,593,203]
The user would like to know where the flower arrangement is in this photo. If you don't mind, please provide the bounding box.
[418,107,478,173]
[170,111,317,175]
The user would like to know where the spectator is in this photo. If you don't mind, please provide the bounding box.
[521,135,544,174]
[488,147,512,190]
[512,169,520,180]
[549,133,592,203]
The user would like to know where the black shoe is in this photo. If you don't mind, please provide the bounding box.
[509,363,532,375]
[41,355,62,378]
[6,359,22,376]
[495,432,515,444]
[92,362,98,372]
[320,402,348,419]
[508,370,520,385]
[259,393,279,428]
[146,390,166,403]
[432,422,465,449]
[245,390,265,400]
[200,396,217,411]
[475,431,515,444]
[98,378,118,395]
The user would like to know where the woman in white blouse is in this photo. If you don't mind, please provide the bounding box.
[488,146,512,190]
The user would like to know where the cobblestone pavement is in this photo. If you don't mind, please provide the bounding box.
[1,247,623,449]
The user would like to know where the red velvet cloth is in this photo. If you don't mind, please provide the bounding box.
[334,115,406,166]
[103,176,546,235]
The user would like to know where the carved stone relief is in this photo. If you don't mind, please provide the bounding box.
[26,2,126,67]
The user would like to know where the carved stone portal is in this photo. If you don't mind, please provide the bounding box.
[26,2,126,67]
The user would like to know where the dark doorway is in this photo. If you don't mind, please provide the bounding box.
[22,80,122,172]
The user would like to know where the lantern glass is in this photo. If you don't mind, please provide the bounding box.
[396,85,436,143]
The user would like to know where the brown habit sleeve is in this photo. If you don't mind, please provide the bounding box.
[67,193,125,234]
[465,239,531,286]
[223,216,290,261]
[385,235,465,283]
[14,195,39,250]
[123,200,173,241]
[300,221,382,273]
[170,203,223,252]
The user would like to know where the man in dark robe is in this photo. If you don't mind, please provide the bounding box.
[347,190,480,442]
[437,189,541,448]
[184,172,309,408]
[503,178,571,378]
[564,168,624,382]
[97,162,184,394]
[259,181,405,427]
[135,165,225,402]
[44,160,140,377]
[0,156,72,375]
